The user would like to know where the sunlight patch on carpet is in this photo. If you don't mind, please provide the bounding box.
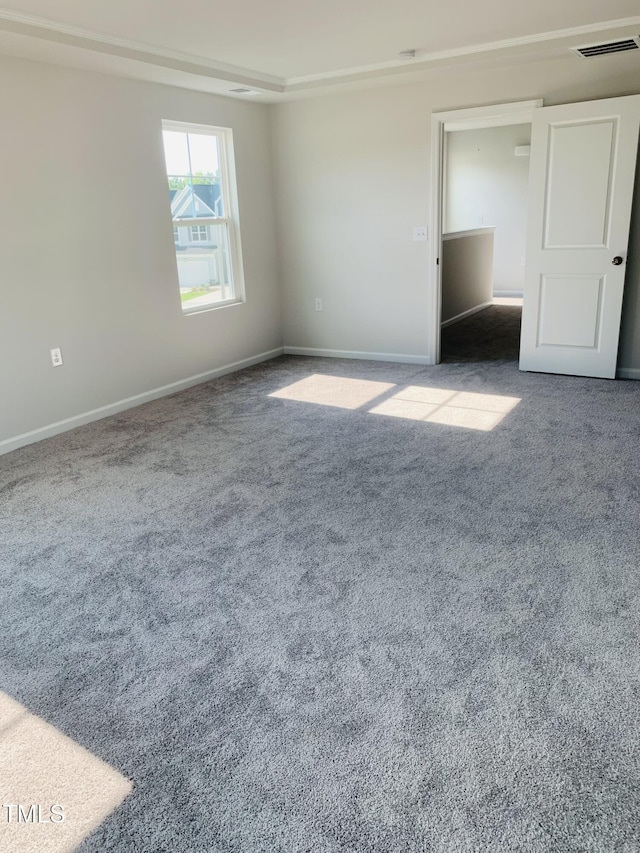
[269,374,395,409]
[270,376,520,430]
[369,387,521,431]
[0,691,132,853]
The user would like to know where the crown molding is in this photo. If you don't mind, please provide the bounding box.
[0,7,285,91]
[285,16,640,86]
[0,8,638,97]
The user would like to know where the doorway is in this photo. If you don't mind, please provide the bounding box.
[428,100,542,365]
[440,122,531,362]
[430,96,640,378]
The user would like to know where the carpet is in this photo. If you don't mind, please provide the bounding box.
[1,352,640,852]
[441,304,521,362]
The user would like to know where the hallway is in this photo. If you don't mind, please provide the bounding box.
[441,302,522,363]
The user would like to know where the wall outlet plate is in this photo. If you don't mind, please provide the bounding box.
[50,347,63,367]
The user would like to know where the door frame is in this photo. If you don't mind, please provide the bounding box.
[427,99,543,364]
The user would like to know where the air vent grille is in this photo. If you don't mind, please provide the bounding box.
[574,37,640,58]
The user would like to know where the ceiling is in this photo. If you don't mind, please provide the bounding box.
[0,1,639,100]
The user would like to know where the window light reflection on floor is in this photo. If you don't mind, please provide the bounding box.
[369,386,521,431]
[270,374,521,431]
[0,690,132,853]
[269,374,395,410]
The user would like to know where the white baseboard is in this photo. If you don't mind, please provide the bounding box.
[441,301,492,329]
[617,367,640,380]
[493,290,524,298]
[0,347,284,457]
[283,346,433,365]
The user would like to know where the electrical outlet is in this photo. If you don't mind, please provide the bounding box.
[50,347,63,367]
[413,226,428,242]
[315,298,323,312]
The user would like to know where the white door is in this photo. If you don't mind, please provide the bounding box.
[519,95,640,378]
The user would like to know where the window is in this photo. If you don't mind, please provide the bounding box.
[190,225,210,242]
[162,121,244,312]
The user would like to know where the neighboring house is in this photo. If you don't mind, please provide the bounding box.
[168,183,227,291]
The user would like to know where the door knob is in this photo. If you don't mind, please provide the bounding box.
[612,256,624,265]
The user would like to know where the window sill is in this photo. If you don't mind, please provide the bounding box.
[182,297,245,316]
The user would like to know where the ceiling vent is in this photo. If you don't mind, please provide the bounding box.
[573,37,640,58]
[229,87,253,94]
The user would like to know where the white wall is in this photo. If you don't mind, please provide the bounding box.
[0,55,281,449]
[273,89,430,360]
[4,50,640,454]
[272,53,640,368]
[445,124,531,296]
[441,230,494,324]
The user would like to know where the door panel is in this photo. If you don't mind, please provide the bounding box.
[520,95,640,378]
[537,275,603,347]
[544,120,615,248]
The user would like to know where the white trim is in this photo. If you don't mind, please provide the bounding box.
[0,8,638,95]
[283,346,432,365]
[182,296,244,315]
[0,348,284,457]
[616,367,640,380]
[286,18,640,85]
[0,8,283,90]
[428,99,542,366]
[429,116,444,365]
[443,227,496,241]
[441,302,493,329]
[218,126,246,306]
[171,217,227,228]
[163,119,230,136]
[163,121,246,312]
[435,99,543,131]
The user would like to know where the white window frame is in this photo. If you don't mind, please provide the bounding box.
[162,120,245,314]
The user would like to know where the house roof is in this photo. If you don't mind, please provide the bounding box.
[170,183,223,220]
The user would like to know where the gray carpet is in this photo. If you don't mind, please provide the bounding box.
[441,304,521,362]
[2,352,640,852]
